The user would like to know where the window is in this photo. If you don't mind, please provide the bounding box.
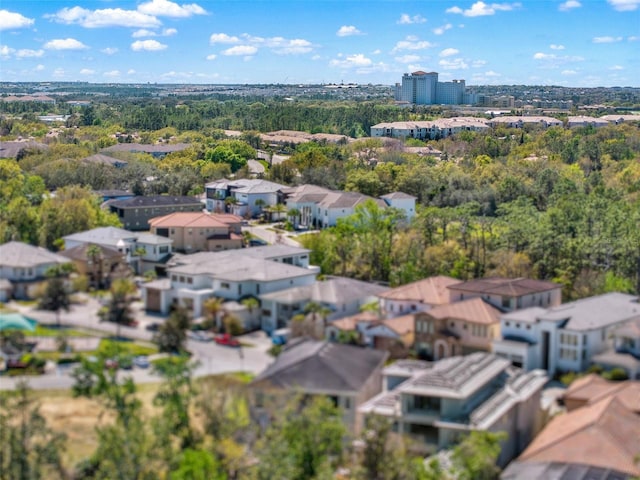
[261,309,271,317]
[187,278,193,285]
[343,397,351,410]
[171,275,177,282]
[187,229,192,235]
[502,297,511,308]
[505,321,510,327]
[179,276,185,283]
[221,282,230,289]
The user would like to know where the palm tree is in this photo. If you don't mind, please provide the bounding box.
[287,208,301,229]
[203,297,224,330]
[86,244,103,290]
[254,198,266,217]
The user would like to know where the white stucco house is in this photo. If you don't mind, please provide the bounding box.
[141,245,319,319]
[0,241,71,300]
[204,179,286,217]
[492,292,640,375]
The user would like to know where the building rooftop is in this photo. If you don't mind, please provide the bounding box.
[205,178,286,194]
[101,142,191,154]
[0,241,70,269]
[58,243,123,262]
[149,212,241,229]
[563,374,640,414]
[106,195,203,208]
[63,227,170,249]
[252,338,388,393]
[426,297,502,325]
[379,276,461,305]
[449,277,560,297]
[81,153,127,167]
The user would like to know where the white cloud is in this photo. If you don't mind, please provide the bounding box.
[44,38,88,50]
[484,70,500,77]
[609,65,624,70]
[137,0,206,17]
[392,35,434,53]
[80,68,95,75]
[337,25,362,37]
[629,36,639,41]
[606,0,640,11]
[446,2,521,17]
[395,54,421,63]
[104,70,120,77]
[440,48,459,57]
[47,7,160,28]
[35,64,45,71]
[472,59,487,67]
[53,68,65,78]
[222,45,257,56]
[561,69,577,75]
[0,45,13,59]
[593,36,622,43]
[397,14,426,24]
[550,44,565,50]
[16,49,44,58]
[131,40,167,51]
[558,0,581,11]
[206,54,217,60]
[433,23,452,35]
[533,52,584,68]
[132,29,157,38]
[101,47,118,55]
[372,49,381,54]
[127,69,136,74]
[209,33,240,44]
[163,28,177,36]
[439,58,469,69]
[330,53,372,68]
[0,9,34,30]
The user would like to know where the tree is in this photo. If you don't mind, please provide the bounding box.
[0,381,67,480]
[254,395,347,480]
[38,264,73,328]
[451,431,506,480]
[169,449,225,480]
[153,306,191,354]
[98,279,136,339]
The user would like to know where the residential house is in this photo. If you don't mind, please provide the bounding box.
[447,277,562,312]
[492,292,640,375]
[94,190,135,203]
[486,116,564,129]
[378,276,461,317]
[58,243,126,289]
[591,317,640,379]
[370,117,490,141]
[148,212,243,253]
[502,382,640,479]
[0,140,47,159]
[250,338,388,432]
[62,226,173,274]
[283,184,406,229]
[561,374,640,413]
[0,241,71,299]
[105,195,203,231]
[414,298,503,360]
[204,178,286,217]
[365,314,416,358]
[325,311,381,343]
[259,276,389,333]
[141,245,318,322]
[359,353,548,466]
[101,142,191,158]
[380,192,417,221]
[81,153,128,169]
[566,116,610,128]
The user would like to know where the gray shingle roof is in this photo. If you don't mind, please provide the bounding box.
[253,339,388,393]
[106,195,202,208]
[260,276,388,305]
[0,241,70,268]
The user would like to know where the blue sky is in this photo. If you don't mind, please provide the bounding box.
[1,0,638,86]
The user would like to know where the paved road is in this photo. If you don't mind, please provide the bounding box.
[0,297,274,391]
[243,224,304,248]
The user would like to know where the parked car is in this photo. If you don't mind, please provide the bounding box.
[214,333,241,347]
[133,355,150,369]
[271,328,291,346]
[249,238,268,247]
[104,358,119,370]
[188,331,213,342]
[146,322,161,332]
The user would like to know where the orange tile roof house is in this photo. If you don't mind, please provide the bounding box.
[378,276,462,317]
[148,212,243,253]
[561,374,640,414]
[415,298,503,360]
[502,389,640,479]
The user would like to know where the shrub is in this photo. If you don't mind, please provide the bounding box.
[602,367,628,381]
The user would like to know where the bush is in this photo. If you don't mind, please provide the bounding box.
[602,367,628,381]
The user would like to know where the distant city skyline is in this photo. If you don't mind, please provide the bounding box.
[1,0,638,87]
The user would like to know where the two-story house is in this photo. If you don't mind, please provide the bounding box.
[591,316,640,379]
[105,195,203,231]
[447,277,562,312]
[378,276,462,317]
[250,338,388,433]
[259,276,389,333]
[359,353,548,466]
[141,245,319,320]
[62,226,173,274]
[414,297,503,360]
[492,292,640,375]
[205,178,286,217]
[0,241,71,300]
[148,212,243,253]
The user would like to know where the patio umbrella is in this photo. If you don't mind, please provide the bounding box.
[0,313,37,332]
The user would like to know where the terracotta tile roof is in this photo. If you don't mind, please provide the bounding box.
[379,276,461,304]
[330,311,380,331]
[448,277,560,297]
[426,297,502,325]
[149,212,233,229]
[563,374,640,414]
[518,396,640,476]
[382,314,415,335]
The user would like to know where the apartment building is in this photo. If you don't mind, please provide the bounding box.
[106,195,203,231]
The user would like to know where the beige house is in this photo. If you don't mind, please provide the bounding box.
[415,298,503,360]
[149,212,243,253]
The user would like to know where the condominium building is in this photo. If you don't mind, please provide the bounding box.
[395,71,469,105]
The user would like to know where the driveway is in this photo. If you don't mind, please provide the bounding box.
[1,297,275,391]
